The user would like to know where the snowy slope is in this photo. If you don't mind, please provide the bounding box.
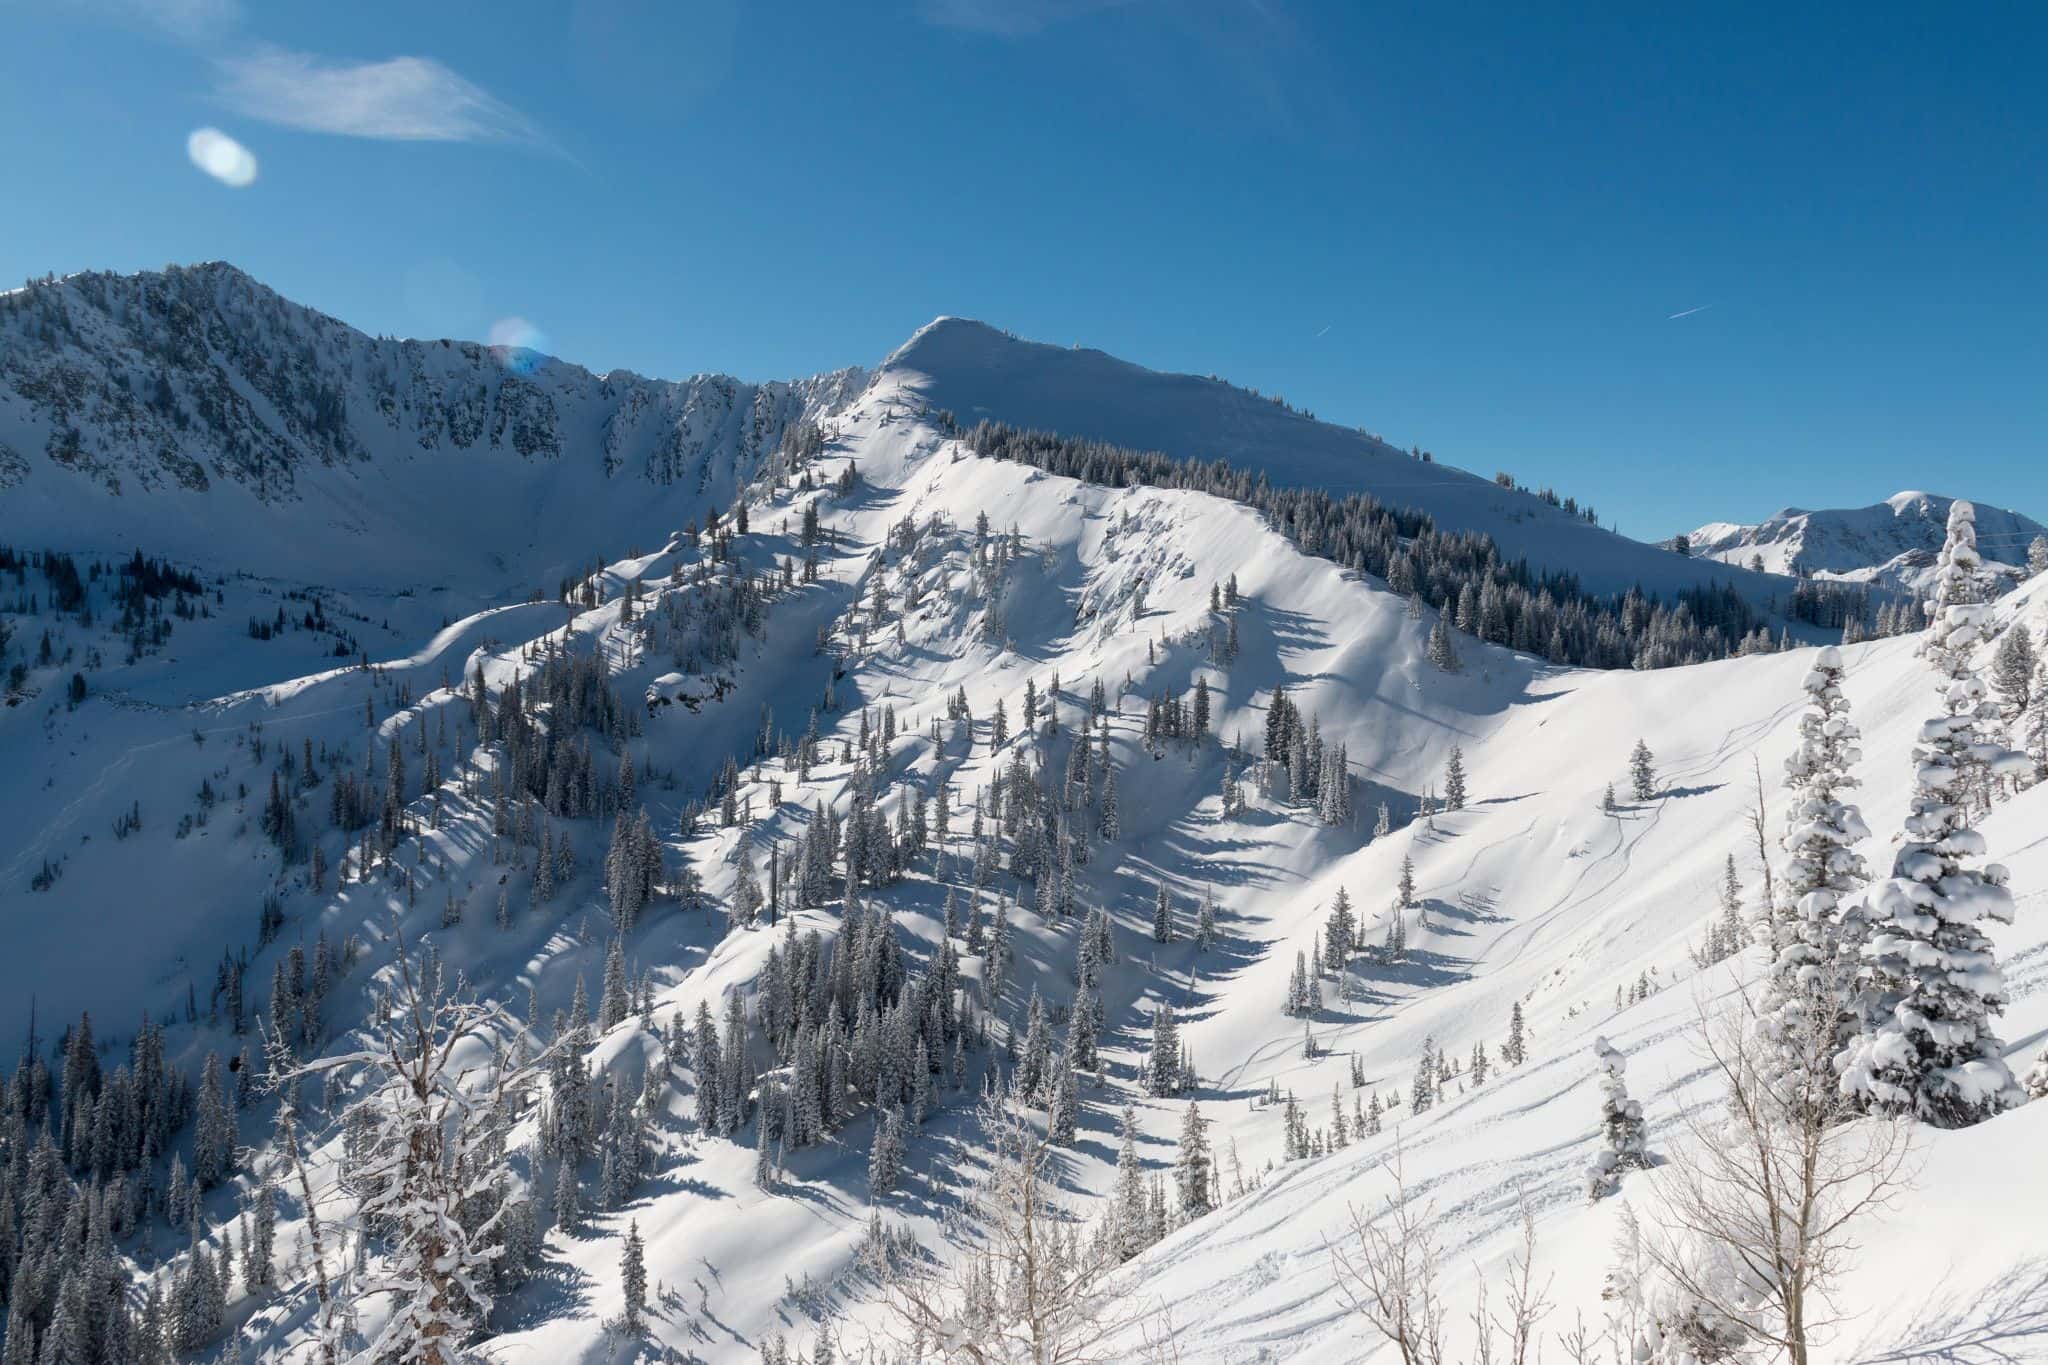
[3,280,2047,1365]
[884,317,1794,600]
[1690,490,2046,597]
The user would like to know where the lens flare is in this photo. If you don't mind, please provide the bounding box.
[488,316,549,372]
[186,127,258,188]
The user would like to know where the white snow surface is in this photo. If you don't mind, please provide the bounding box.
[2,281,2047,1364]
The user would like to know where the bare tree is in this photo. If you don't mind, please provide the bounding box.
[1638,988,1916,1365]
[271,930,548,1365]
[1746,756,1774,924]
[864,1081,1151,1364]
[1330,1146,1550,1365]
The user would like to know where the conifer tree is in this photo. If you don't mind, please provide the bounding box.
[1195,884,1218,950]
[1754,647,1870,1113]
[1629,739,1656,801]
[192,1051,237,1189]
[1586,1037,1647,1200]
[1113,1105,1149,1260]
[1174,1102,1212,1218]
[620,1220,647,1333]
[1841,502,2027,1127]
[1151,881,1174,944]
[1444,745,1467,810]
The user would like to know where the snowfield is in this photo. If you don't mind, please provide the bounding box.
[0,277,2044,1364]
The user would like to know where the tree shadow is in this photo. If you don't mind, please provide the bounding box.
[1660,782,1726,800]
[1850,1257,2048,1363]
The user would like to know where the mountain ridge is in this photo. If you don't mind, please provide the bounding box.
[1688,490,2046,596]
[6,266,1813,606]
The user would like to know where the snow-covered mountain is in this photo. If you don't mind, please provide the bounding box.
[2,267,2046,1365]
[4,267,1791,606]
[0,263,866,594]
[1689,490,2047,596]
[884,317,1793,600]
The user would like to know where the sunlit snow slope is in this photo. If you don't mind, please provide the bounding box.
[1,281,2044,1365]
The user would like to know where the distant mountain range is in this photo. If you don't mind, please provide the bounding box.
[1687,491,2046,596]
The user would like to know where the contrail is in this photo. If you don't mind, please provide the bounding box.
[1667,303,1713,320]
[1314,323,1332,338]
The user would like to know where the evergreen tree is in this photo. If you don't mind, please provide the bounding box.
[1113,1105,1149,1260]
[1754,646,1871,1115]
[868,1105,905,1198]
[1174,1102,1212,1218]
[1629,738,1656,801]
[1195,884,1218,950]
[192,1052,237,1189]
[1990,622,2036,719]
[1585,1037,1647,1200]
[598,936,631,1031]
[1841,502,2027,1127]
[1505,1001,1527,1066]
[1426,609,1461,673]
[1151,881,1174,944]
[1047,1047,1079,1145]
[1324,886,1357,965]
[1410,1038,1436,1114]
[1145,1003,1181,1096]
[620,1220,647,1333]
[1444,745,1467,810]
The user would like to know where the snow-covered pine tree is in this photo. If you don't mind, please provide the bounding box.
[1629,738,1656,801]
[1195,884,1217,950]
[1753,646,1870,1116]
[1990,622,2035,721]
[1175,1101,1212,1218]
[598,937,631,1032]
[2029,533,2048,578]
[1151,880,1174,944]
[868,1104,905,1198]
[1325,886,1356,965]
[1444,745,1467,810]
[191,1051,237,1189]
[1586,1036,1647,1200]
[1505,1001,1527,1066]
[619,1220,647,1334]
[1114,1104,1150,1260]
[1145,1003,1181,1096]
[1840,501,2029,1127]
[1427,607,1461,673]
[1047,1046,1078,1145]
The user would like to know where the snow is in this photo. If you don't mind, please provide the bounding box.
[1688,490,2046,597]
[2,275,2046,1363]
[884,317,1798,599]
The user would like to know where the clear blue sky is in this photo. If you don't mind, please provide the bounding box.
[4,0,2043,537]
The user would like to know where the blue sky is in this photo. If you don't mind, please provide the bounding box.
[3,0,2043,537]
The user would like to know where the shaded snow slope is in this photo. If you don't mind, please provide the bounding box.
[1690,490,2045,597]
